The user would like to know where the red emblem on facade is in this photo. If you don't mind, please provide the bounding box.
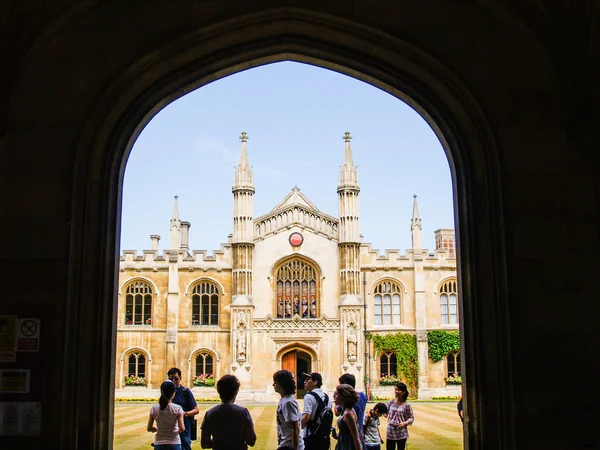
[289,232,304,247]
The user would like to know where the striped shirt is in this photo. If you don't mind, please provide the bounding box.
[385,400,414,441]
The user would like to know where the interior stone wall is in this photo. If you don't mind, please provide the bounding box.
[1,2,598,449]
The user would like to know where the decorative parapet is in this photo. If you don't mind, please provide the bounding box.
[254,206,338,241]
[253,314,340,331]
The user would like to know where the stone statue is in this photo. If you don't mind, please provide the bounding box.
[236,327,246,360]
[347,327,358,358]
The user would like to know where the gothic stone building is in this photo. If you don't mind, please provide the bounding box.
[115,132,459,400]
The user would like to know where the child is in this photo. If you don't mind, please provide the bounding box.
[363,402,388,450]
[385,382,414,450]
[147,380,185,450]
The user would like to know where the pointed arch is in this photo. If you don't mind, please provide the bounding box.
[271,254,322,319]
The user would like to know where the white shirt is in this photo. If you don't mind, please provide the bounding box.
[301,388,331,438]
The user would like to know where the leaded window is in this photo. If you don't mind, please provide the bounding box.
[374,281,402,325]
[125,281,152,325]
[276,260,318,318]
[127,352,146,378]
[380,352,397,378]
[447,352,461,377]
[192,282,219,326]
[195,352,214,377]
[440,279,458,324]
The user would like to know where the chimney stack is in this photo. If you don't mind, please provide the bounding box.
[150,235,160,251]
[180,222,191,251]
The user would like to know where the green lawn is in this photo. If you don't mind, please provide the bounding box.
[114,402,463,449]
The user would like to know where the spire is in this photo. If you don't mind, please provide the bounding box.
[171,195,179,223]
[234,131,254,189]
[411,194,422,230]
[343,131,354,166]
[411,194,422,250]
[338,131,359,190]
[170,195,181,250]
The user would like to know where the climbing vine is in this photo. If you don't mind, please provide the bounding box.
[372,332,418,395]
[427,330,460,362]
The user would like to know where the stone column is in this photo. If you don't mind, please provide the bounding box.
[230,305,254,387]
[165,251,180,371]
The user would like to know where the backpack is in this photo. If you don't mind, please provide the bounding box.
[304,392,333,448]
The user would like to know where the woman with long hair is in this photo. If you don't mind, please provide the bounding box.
[333,384,362,449]
[147,380,186,450]
[384,382,414,450]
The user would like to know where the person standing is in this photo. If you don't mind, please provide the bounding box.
[147,380,185,450]
[200,374,256,450]
[384,382,414,450]
[336,373,368,446]
[363,403,388,450]
[273,370,304,450]
[167,367,199,450]
[457,396,464,423]
[332,384,362,450]
[301,372,332,450]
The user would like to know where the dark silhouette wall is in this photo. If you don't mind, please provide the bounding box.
[0,2,598,449]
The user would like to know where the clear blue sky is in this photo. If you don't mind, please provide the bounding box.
[121,62,454,254]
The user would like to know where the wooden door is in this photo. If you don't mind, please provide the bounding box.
[282,350,297,375]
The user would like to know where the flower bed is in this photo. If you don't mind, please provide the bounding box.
[124,375,147,386]
[192,374,215,387]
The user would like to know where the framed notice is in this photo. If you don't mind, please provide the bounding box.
[0,402,41,436]
[0,315,17,362]
[0,369,30,394]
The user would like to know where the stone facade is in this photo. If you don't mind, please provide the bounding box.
[115,133,460,400]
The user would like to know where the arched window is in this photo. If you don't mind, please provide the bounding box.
[380,352,397,378]
[275,259,319,319]
[373,281,402,325]
[192,282,219,326]
[125,281,152,325]
[440,279,458,324]
[447,352,461,377]
[127,352,146,378]
[195,351,215,377]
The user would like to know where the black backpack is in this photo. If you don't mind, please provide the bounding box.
[305,392,333,448]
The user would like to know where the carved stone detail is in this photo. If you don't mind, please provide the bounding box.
[253,314,340,331]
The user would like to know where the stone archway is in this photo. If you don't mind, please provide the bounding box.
[61,6,513,449]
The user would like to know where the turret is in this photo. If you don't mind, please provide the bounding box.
[231,132,254,304]
[338,131,361,301]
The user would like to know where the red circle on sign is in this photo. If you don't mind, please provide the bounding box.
[289,232,304,247]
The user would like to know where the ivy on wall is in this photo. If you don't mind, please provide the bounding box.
[372,332,418,395]
[427,330,460,362]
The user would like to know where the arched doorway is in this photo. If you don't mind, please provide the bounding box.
[282,349,312,398]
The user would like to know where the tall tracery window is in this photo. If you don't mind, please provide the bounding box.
[447,352,461,377]
[127,352,146,378]
[192,282,219,326]
[440,279,458,325]
[195,351,215,377]
[125,281,152,325]
[380,352,397,378]
[373,281,402,325]
[275,259,318,319]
